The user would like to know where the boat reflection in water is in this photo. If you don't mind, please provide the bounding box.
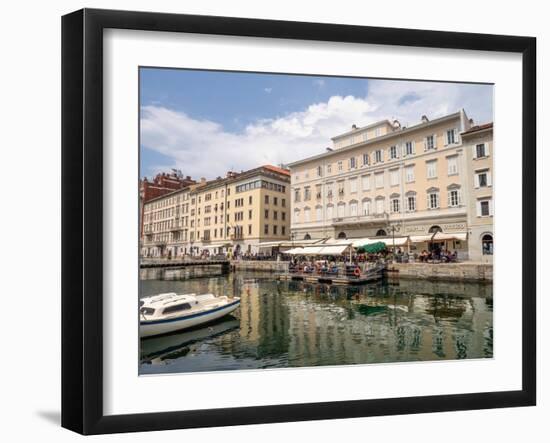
[139,271,493,375]
[141,317,239,366]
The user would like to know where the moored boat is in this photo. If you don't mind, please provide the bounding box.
[139,292,240,338]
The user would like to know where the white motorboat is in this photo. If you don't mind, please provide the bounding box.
[139,292,240,338]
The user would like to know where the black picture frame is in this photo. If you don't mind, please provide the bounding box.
[61,8,536,435]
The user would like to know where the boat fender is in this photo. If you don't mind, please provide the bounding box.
[353,268,361,277]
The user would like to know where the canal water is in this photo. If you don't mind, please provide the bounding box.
[139,270,493,374]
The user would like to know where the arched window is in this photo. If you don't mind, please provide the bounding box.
[304,233,312,240]
[428,225,442,233]
[482,234,493,255]
[376,229,387,237]
[338,232,347,239]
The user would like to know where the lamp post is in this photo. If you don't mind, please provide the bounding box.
[388,223,401,260]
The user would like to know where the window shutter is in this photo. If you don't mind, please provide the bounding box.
[424,138,427,151]
[489,199,494,216]
[485,142,490,157]
[476,201,481,217]
[487,171,492,186]
[454,128,459,144]
[433,134,437,149]
[412,141,416,154]
[447,191,451,207]
[401,143,406,157]
[472,144,477,159]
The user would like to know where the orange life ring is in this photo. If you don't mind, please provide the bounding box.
[353,268,361,277]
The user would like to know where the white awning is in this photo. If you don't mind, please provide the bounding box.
[409,234,435,243]
[433,231,468,241]
[319,245,352,255]
[284,244,351,255]
[377,237,410,246]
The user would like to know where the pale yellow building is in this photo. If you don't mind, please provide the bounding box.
[141,165,291,257]
[287,110,494,261]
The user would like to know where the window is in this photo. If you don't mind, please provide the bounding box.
[264,195,269,205]
[478,199,492,217]
[273,211,278,220]
[273,225,278,235]
[327,164,332,174]
[337,203,345,218]
[326,182,334,198]
[282,198,286,207]
[282,212,286,221]
[475,169,491,188]
[426,160,437,179]
[316,206,322,221]
[264,224,269,234]
[362,153,370,166]
[337,161,343,171]
[428,191,440,209]
[293,209,300,223]
[282,226,286,236]
[361,175,370,191]
[375,172,384,188]
[390,169,400,186]
[405,165,415,183]
[326,205,333,220]
[317,166,323,177]
[448,189,461,207]
[476,143,487,158]
[304,187,311,201]
[375,198,384,214]
[349,201,358,216]
[349,157,357,169]
[338,182,345,196]
[405,141,414,156]
[162,303,192,315]
[304,207,310,222]
[264,209,269,219]
[294,189,300,202]
[375,150,383,163]
[390,145,398,159]
[361,199,371,215]
[447,155,458,175]
[349,178,357,193]
[446,128,457,145]
[425,134,435,151]
[391,197,400,213]
[406,195,416,212]
[249,196,253,204]
[248,210,252,219]
[482,234,494,255]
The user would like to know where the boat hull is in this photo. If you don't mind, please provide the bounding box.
[140,299,240,338]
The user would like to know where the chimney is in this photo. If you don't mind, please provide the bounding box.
[352,124,358,130]
[392,119,401,129]
[200,177,206,184]
[469,118,474,125]
[326,146,333,152]
[421,115,429,123]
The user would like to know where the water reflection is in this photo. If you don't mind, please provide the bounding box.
[139,271,493,374]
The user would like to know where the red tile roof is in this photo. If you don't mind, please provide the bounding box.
[262,164,290,176]
[462,122,493,135]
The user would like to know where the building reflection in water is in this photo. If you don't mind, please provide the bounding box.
[139,272,493,374]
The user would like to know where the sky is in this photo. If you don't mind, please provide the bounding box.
[140,68,493,180]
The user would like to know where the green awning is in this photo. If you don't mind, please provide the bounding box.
[357,241,386,253]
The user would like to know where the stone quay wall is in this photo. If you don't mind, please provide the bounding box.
[386,262,493,282]
[231,260,290,273]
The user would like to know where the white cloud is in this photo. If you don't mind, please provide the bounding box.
[264,87,272,93]
[141,80,492,179]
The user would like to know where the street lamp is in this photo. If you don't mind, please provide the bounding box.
[388,223,401,260]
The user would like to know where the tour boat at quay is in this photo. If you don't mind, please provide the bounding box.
[139,292,240,338]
